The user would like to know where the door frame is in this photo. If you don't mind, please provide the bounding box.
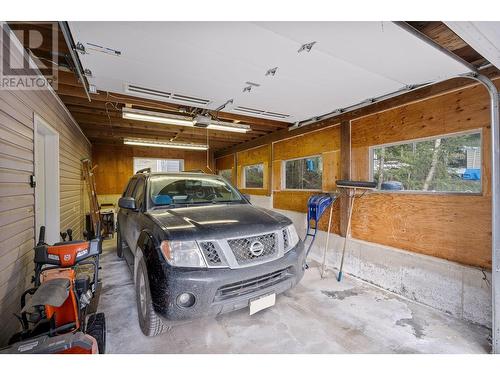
[34,114,60,244]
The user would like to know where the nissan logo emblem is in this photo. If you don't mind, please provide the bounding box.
[249,241,265,256]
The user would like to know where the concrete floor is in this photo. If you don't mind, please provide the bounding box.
[98,239,490,354]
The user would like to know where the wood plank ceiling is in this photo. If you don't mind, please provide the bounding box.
[7,21,497,155]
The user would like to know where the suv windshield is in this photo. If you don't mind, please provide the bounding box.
[149,175,245,208]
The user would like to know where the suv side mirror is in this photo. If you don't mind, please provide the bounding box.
[118,197,136,210]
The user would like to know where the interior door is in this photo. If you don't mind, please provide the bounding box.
[35,132,46,241]
[34,116,59,244]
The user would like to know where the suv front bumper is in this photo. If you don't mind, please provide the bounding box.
[152,241,306,322]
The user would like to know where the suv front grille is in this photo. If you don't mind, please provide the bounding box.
[282,228,289,249]
[214,267,291,301]
[227,233,277,265]
[199,242,222,266]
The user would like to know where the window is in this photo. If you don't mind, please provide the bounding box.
[149,175,244,207]
[133,157,184,173]
[371,131,481,193]
[243,164,264,188]
[283,156,322,190]
[218,169,232,181]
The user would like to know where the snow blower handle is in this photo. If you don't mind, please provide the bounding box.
[37,226,46,246]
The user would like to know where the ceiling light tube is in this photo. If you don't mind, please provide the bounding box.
[207,124,249,133]
[122,107,251,133]
[122,107,194,127]
[123,138,208,151]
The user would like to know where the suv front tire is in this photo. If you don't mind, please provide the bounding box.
[135,256,170,336]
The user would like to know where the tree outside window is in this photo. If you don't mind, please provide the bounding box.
[284,156,322,190]
[244,164,264,188]
[372,132,481,193]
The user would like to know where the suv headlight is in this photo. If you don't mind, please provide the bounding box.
[160,240,207,268]
[285,224,300,252]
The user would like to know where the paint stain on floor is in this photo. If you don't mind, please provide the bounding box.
[396,316,426,339]
[321,288,361,300]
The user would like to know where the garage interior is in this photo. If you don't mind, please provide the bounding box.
[0,20,499,354]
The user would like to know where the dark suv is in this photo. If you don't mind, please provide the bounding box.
[117,169,305,336]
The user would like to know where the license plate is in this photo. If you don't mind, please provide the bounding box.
[249,293,276,315]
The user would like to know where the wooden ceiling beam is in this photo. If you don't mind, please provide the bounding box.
[57,70,84,87]
[405,21,489,68]
[72,113,258,139]
[7,22,69,54]
[78,121,250,144]
[67,104,277,134]
[82,128,238,148]
[56,83,290,130]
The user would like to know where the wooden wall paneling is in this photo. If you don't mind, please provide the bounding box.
[322,150,340,192]
[349,82,492,268]
[350,194,491,269]
[273,125,340,161]
[92,144,212,195]
[272,160,282,192]
[339,120,351,236]
[215,154,236,184]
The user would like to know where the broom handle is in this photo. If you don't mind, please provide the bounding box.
[320,201,334,278]
[338,188,356,281]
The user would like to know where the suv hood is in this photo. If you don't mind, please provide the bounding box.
[147,203,291,241]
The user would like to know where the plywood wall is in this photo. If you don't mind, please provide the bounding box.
[92,144,212,195]
[215,154,236,184]
[349,82,495,269]
[236,144,272,196]
[229,81,496,269]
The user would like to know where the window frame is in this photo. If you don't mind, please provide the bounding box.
[242,163,265,189]
[133,157,184,173]
[368,128,483,195]
[131,177,146,210]
[218,168,233,182]
[123,177,138,197]
[281,154,323,192]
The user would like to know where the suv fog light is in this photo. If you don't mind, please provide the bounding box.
[177,292,195,308]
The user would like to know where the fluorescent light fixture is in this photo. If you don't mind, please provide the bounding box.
[123,138,209,151]
[203,120,250,133]
[122,107,251,133]
[122,107,193,126]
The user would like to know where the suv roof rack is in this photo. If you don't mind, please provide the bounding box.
[136,168,151,174]
[183,169,205,173]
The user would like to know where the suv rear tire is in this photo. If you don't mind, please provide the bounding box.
[135,257,170,336]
